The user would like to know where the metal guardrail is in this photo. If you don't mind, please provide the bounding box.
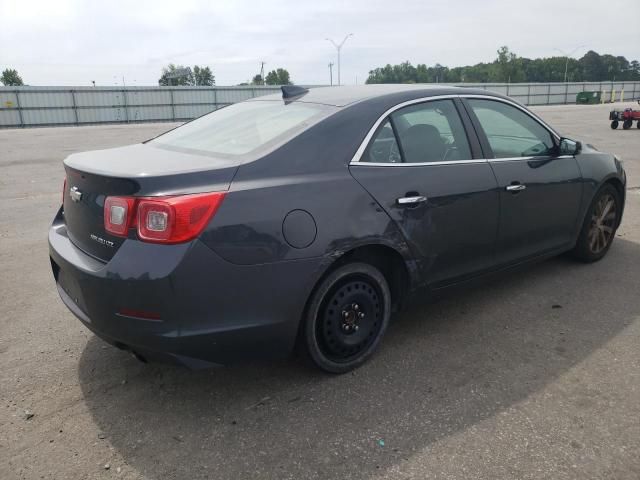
[1,82,639,128]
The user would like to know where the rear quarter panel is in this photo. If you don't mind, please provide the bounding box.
[199,104,415,279]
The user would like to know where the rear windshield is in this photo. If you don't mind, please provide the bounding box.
[151,100,333,158]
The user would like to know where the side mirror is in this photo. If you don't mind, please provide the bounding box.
[559,137,581,156]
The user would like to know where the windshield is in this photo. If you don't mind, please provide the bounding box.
[151,100,333,158]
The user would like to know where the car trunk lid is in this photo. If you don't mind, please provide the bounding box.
[63,143,238,262]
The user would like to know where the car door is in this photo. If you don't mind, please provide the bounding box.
[462,97,583,265]
[349,97,500,287]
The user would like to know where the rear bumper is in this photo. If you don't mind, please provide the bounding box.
[49,209,323,367]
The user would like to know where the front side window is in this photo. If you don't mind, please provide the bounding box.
[467,99,555,158]
[151,100,333,159]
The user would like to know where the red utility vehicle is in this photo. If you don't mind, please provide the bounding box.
[610,101,640,129]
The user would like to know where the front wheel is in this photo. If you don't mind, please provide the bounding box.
[301,262,391,373]
[610,120,619,129]
[571,184,621,262]
[623,119,632,130]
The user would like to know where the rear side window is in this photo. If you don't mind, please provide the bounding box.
[151,101,333,159]
[467,99,555,158]
[392,100,472,163]
[363,120,402,163]
[362,99,472,164]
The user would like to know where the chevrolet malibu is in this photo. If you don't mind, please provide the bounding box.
[49,85,626,373]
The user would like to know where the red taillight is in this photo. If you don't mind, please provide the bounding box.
[103,192,225,244]
[104,196,136,237]
[137,192,225,243]
[137,200,173,242]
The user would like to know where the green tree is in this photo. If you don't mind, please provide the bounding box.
[1,68,24,86]
[494,46,524,82]
[579,51,604,81]
[159,64,216,86]
[193,66,215,86]
[158,64,193,86]
[366,48,640,84]
[251,74,263,85]
[265,68,292,85]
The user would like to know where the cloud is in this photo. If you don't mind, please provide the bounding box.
[1,0,638,86]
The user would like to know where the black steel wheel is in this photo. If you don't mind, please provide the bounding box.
[302,262,391,373]
[571,184,621,262]
[610,120,618,129]
[623,119,632,130]
[637,121,640,129]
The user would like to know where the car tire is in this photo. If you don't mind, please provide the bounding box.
[610,120,618,129]
[571,183,621,263]
[623,119,632,130]
[301,262,391,373]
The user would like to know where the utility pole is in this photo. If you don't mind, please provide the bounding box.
[554,45,586,82]
[328,62,334,86]
[260,61,266,85]
[325,34,353,86]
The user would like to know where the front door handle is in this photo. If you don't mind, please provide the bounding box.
[506,184,526,192]
[397,195,428,205]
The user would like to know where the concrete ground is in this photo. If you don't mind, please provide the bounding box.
[1,102,639,480]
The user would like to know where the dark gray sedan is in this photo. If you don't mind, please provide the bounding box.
[49,85,626,373]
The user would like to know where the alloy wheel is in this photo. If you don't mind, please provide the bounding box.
[588,193,617,254]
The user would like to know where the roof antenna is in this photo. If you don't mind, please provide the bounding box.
[281,85,309,100]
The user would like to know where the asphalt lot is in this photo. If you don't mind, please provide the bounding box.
[1,102,639,480]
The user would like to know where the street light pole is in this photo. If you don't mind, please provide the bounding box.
[326,34,353,86]
[554,45,586,82]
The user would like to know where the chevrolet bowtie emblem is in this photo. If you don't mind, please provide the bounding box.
[69,186,83,202]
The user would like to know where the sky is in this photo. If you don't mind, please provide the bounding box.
[1,0,639,87]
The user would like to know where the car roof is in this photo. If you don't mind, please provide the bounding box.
[249,84,503,108]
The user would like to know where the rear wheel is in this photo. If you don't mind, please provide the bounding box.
[610,120,619,129]
[637,121,640,129]
[571,184,621,262]
[301,262,391,373]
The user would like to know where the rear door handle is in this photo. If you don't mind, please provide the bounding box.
[506,184,526,192]
[397,195,428,205]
